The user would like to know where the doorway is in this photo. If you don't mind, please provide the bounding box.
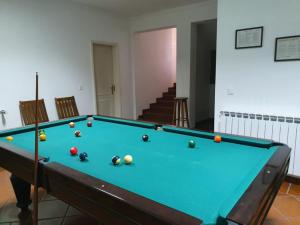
[133,27,177,122]
[191,20,217,132]
[92,43,120,117]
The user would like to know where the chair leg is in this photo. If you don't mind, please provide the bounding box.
[184,100,190,128]
[181,100,185,127]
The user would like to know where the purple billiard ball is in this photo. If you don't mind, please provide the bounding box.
[87,121,92,127]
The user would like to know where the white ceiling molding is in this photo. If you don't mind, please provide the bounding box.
[69,0,209,16]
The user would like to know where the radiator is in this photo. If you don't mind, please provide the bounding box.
[217,111,300,176]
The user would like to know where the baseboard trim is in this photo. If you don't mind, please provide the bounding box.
[286,175,300,184]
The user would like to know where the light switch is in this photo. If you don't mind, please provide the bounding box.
[226,89,234,95]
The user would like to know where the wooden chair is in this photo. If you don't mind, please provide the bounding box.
[55,96,79,119]
[19,99,49,125]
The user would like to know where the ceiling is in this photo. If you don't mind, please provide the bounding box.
[70,0,208,16]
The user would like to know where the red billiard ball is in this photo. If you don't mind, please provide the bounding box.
[87,121,92,127]
[74,130,81,137]
[70,147,78,156]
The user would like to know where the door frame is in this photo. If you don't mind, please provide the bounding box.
[91,41,121,117]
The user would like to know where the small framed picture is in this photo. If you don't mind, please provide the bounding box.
[275,35,300,62]
[235,26,263,49]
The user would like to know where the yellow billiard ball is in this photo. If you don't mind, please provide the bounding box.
[124,155,133,165]
[5,136,13,142]
[69,122,75,128]
[40,134,46,141]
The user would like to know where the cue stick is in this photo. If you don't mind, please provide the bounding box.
[33,72,39,225]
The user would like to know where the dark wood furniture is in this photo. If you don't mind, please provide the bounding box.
[19,99,49,125]
[0,115,291,225]
[55,96,79,119]
[173,97,190,127]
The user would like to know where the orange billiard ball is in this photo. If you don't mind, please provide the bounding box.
[40,134,46,141]
[214,135,222,143]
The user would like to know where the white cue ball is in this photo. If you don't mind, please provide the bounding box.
[124,155,133,165]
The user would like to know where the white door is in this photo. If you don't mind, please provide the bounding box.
[93,44,115,116]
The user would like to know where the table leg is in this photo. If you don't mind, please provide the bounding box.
[10,174,32,211]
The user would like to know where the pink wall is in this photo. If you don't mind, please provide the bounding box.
[134,28,177,117]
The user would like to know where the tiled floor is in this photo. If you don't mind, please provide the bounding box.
[0,169,300,225]
[0,169,99,225]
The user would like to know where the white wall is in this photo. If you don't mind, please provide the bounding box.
[0,0,132,130]
[215,0,300,176]
[134,28,176,117]
[215,0,300,122]
[131,0,218,125]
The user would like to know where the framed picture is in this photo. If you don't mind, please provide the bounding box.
[235,26,263,49]
[275,35,300,62]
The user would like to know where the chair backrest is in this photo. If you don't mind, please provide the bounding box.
[19,99,49,125]
[55,96,79,119]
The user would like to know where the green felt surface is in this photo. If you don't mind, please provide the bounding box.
[0,116,277,225]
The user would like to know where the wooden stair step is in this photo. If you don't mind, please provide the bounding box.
[138,83,176,125]
[168,87,176,93]
[156,98,175,106]
[141,112,173,120]
[147,105,173,114]
[142,110,173,118]
[162,92,175,99]
[138,116,174,125]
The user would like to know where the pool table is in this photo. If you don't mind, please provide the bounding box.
[0,115,290,225]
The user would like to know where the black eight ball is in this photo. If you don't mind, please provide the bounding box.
[142,135,149,142]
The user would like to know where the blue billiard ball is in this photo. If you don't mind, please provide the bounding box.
[79,152,88,161]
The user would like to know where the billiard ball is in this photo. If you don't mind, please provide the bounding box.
[87,121,92,127]
[79,152,88,161]
[188,140,196,148]
[70,147,78,156]
[5,136,13,142]
[124,155,133,165]
[74,130,81,137]
[43,157,50,162]
[69,122,75,128]
[112,156,121,165]
[214,135,222,143]
[142,135,149,142]
[40,134,46,141]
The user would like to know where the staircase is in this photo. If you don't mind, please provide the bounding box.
[138,83,176,124]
